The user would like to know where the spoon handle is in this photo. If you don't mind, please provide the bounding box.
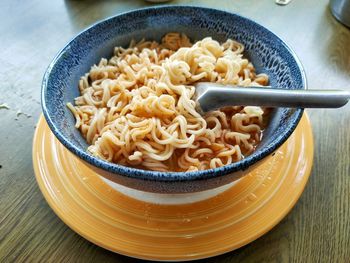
[195,83,350,113]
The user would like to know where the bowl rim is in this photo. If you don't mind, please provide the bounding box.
[41,5,306,182]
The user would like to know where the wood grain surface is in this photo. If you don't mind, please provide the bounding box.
[0,0,349,262]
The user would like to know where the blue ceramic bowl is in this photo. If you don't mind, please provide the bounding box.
[42,6,306,193]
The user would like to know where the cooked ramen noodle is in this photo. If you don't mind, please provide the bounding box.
[67,33,269,172]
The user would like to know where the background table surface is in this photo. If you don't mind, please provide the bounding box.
[0,0,349,262]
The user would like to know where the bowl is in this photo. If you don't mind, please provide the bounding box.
[41,6,306,193]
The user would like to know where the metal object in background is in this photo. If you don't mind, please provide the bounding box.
[145,0,171,2]
[275,0,293,5]
[330,0,350,27]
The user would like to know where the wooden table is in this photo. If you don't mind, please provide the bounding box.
[1,0,349,262]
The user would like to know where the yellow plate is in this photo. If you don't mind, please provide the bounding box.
[33,114,313,261]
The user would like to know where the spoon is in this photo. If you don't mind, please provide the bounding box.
[194,82,350,113]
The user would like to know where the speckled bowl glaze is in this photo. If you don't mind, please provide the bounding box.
[42,6,306,193]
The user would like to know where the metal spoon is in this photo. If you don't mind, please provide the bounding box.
[194,82,350,114]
